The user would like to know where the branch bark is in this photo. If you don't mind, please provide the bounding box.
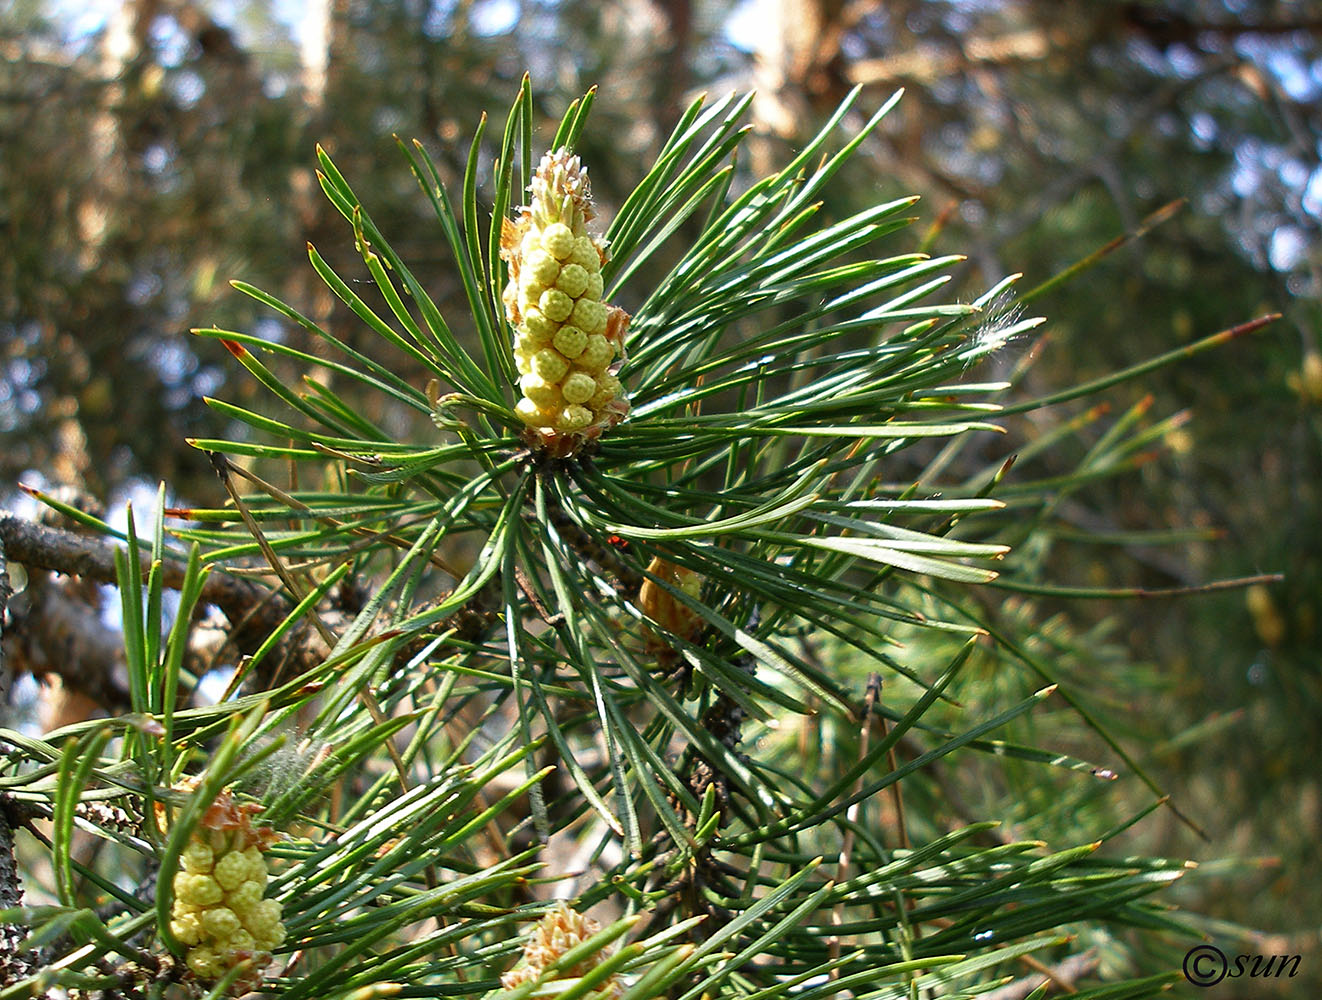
[1,521,11,704]
[1,512,293,712]
[0,794,39,984]
[0,512,287,635]
[7,576,132,714]
[0,526,22,967]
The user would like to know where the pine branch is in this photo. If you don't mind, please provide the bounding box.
[0,512,285,641]
[0,795,39,985]
[5,572,131,711]
[0,81,1254,997]
[0,537,35,983]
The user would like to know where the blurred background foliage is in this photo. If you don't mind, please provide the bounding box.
[2,0,1319,974]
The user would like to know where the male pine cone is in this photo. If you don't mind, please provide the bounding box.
[501,148,629,455]
[167,790,285,984]
[500,902,623,997]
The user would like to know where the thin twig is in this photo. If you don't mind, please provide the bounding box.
[877,697,911,854]
[217,461,464,579]
[1017,952,1082,995]
[981,951,1099,1000]
[828,672,882,970]
[209,453,413,795]
[209,453,335,649]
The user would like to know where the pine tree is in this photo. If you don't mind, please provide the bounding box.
[0,81,1276,999]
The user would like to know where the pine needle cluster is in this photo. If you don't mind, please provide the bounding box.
[0,80,1273,1000]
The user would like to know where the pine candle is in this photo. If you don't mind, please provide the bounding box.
[501,149,630,456]
[167,790,286,985]
[500,902,622,997]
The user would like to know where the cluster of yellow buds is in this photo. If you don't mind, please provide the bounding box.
[167,790,285,985]
[500,902,622,997]
[501,148,629,456]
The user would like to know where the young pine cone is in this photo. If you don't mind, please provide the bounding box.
[638,556,705,650]
[501,148,629,456]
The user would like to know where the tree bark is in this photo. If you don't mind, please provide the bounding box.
[0,513,290,713]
